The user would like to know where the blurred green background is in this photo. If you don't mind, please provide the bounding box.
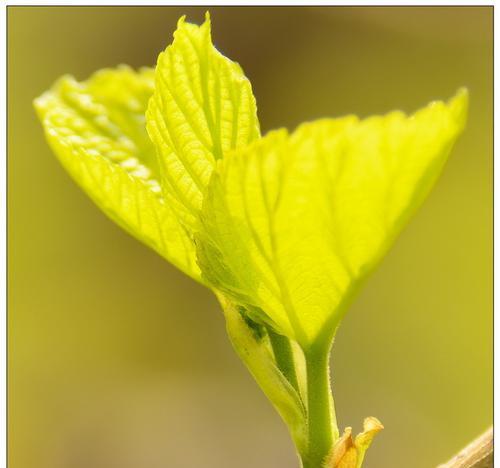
[8,6,492,468]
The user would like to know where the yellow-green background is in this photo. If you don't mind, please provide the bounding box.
[8,6,492,468]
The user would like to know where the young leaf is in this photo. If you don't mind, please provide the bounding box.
[34,67,201,281]
[196,90,468,348]
[146,13,260,229]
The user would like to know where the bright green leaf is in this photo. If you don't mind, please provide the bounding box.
[34,66,201,281]
[196,90,468,348]
[146,13,260,229]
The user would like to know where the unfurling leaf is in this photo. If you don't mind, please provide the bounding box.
[146,13,260,229]
[196,90,468,348]
[34,66,201,281]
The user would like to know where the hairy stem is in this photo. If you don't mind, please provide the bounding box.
[302,344,338,468]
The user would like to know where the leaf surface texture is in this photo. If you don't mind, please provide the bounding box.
[197,90,468,346]
[146,14,260,228]
[35,66,200,280]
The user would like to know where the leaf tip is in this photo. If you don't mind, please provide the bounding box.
[449,87,469,130]
[201,10,212,38]
[177,14,186,28]
[32,93,46,113]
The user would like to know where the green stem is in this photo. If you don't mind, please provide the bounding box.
[302,344,338,468]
